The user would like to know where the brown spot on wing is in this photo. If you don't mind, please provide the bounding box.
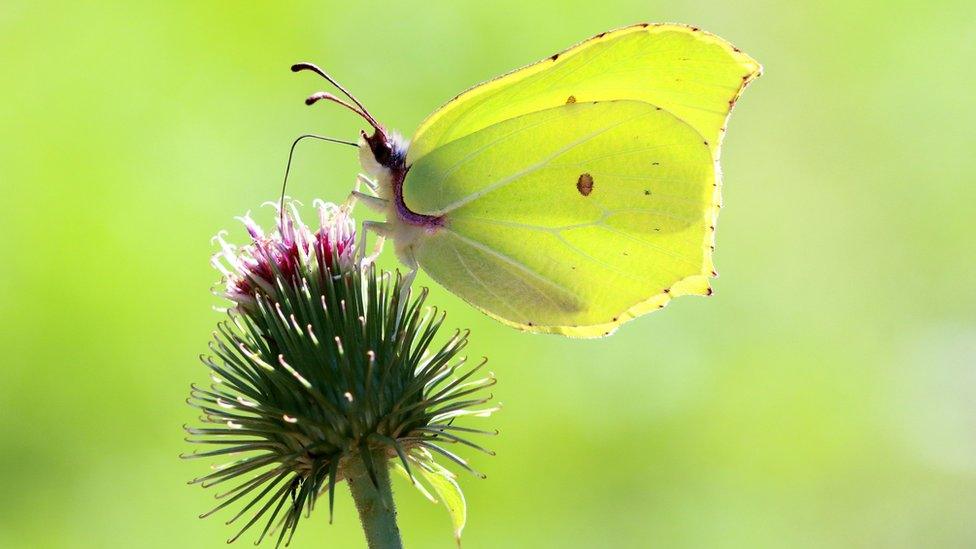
[566,95,576,104]
[576,173,594,196]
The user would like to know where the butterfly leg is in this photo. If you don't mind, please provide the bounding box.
[358,220,391,266]
[349,191,387,213]
[396,249,419,301]
[357,173,379,193]
[344,175,387,213]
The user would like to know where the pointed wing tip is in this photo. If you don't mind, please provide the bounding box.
[743,58,764,81]
[647,22,764,81]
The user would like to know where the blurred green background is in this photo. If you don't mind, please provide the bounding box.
[2,1,975,547]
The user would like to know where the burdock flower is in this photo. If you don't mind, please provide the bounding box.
[185,200,498,548]
[210,200,356,311]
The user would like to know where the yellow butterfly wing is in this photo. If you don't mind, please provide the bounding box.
[407,23,761,164]
[405,100,714,337]
[397,24,760,337]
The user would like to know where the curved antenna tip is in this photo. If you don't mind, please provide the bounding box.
[304,93,324,106]
[306,91,340,105]
[289,60,383,132]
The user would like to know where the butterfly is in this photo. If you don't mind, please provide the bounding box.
[290,23,761,337]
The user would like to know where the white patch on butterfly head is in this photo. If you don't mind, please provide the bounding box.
[357,132,408,202]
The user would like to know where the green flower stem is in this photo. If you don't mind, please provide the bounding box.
[347,453,403,549]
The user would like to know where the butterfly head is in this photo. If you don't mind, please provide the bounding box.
[292,62,410,178]
[361,129,407,173]
[293,62,438,233]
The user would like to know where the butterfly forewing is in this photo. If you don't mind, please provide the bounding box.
[408,24,761,164]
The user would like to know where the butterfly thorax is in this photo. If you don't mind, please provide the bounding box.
[359,130,444,229]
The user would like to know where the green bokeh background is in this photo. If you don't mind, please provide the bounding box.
[3,1,974,547]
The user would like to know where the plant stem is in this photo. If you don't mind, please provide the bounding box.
[347,453,403,549]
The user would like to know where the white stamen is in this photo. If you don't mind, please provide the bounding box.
[210,255,232,278]
[209,230,229,246]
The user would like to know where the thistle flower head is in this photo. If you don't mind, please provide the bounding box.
[186,200,497,547]
[211,199,356,310]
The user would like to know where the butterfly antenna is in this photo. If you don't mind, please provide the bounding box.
[278,134,359,226]
[292,62,384,132]
[304,91,384,134]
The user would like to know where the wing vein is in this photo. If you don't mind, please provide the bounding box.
[432,109,576,191]
[450,241,526,322]
[460,210,700,236]
[432,109,657,216]
[594,224,703,273]
[442,228,578,310]
[550,233,651,286]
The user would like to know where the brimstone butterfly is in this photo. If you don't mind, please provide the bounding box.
[290,23,761,337]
